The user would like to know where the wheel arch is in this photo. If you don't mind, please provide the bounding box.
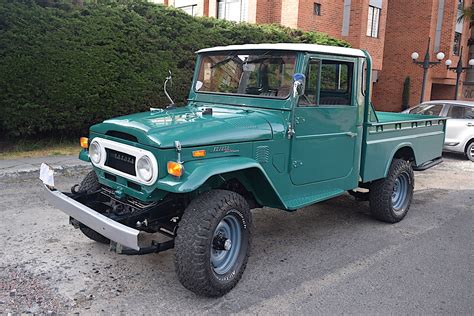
[383,144,417,177]
[156,157,286,209]
[464,138,474,153]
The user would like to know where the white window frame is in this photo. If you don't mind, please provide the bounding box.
[178,4,198,16]
[217,0,248,22]
[367,5,381,38]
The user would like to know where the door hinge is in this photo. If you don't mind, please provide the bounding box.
[287,124,295,139]
[292,160,303,168]
[295,116,306,124]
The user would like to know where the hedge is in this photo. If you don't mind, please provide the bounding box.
[0,0,349,138]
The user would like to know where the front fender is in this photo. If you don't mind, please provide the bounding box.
[156,157,276,193]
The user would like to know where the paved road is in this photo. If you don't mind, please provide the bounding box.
[1,154,473,314]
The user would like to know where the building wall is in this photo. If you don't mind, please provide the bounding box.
[270,0,388,72]
[159,0,473,110]
[373,0,472,111]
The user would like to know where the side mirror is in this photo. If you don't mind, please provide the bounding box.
[292,73,306,98]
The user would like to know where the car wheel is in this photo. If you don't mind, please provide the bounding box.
[77,170,101,194]
[466,142,474,162]
[175,190,252,297]
[369,159,414,223]
[77,171,109,244]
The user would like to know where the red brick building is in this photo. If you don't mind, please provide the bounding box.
[373,0,473,111]
[156,0,473,111]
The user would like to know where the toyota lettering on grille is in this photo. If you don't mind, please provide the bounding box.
[112,153,135,164]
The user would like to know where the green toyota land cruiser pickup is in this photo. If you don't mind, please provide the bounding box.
[42,43,447,297]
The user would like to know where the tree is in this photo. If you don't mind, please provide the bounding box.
[402,76,410,111]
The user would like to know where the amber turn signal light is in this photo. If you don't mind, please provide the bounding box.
[192,150,206,158]
[167,161,184,177]
[80,137,89,149]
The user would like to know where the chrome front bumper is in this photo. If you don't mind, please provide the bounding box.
[43,184,141,250]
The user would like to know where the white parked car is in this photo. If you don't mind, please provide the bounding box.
[402,100,474,161]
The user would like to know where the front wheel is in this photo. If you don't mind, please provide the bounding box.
[174,190,252,297]
[466,142,474,162]
[76,171,110,244]
[369,159,414,223]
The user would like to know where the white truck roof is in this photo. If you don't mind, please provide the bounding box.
[196,43,366,58]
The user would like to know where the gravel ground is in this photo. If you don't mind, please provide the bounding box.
[0,153,473,314]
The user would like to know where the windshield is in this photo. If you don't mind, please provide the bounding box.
[195,50,297,99]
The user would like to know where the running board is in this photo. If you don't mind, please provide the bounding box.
[413,157,443,171]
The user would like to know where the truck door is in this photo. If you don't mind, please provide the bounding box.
[290,56,359,186]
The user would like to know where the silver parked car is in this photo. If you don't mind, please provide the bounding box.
[402,100,474,161]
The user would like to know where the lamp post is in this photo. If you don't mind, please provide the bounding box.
[444,47,474,100]
[411,38,445,103]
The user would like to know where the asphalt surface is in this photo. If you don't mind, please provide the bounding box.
[0,153,473,314]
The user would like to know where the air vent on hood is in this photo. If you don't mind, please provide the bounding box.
[105,131,138,143]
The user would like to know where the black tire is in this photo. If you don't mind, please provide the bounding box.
[174,189,252,297]
[77,170,101,193]
[348,189,369,201]
[369,159,414,223]
[466,141,474,162]
[79,224,110,244]
[77,171,109,244]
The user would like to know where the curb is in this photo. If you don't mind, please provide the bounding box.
[0,163,91,180]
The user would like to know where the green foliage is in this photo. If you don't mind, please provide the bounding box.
[0,0,349,137]
[402,76,411,111]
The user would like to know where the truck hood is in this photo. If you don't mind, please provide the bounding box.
[90,106,273,148]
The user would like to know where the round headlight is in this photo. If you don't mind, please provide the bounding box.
[89,141,101,164]
[137,155,153,182]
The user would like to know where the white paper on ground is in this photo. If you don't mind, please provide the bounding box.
[39,163,55,187]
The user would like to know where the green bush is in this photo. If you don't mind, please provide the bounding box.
[0,0,349,137]
[402,76,411,111]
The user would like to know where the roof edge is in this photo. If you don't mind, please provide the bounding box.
[196,43,366,58]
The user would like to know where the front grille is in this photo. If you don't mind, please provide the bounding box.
[105,148,136,176]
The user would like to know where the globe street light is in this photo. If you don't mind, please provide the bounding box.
[445,47,474,100]
[411,38,445,103]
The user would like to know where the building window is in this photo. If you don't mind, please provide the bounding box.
[366,6,381,38]
[217,0,248,22]
[178,4,197,16]
[453,32,462,56]
[314,3,321,16]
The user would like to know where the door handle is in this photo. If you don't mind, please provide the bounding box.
[467,123,474,127]
[345,132,357,138]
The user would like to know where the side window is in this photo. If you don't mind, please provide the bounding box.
[300,59,320,106]
[419,104,444,116]
[299,58,354,107]
[447,105,469,119]
[464,107,474,119]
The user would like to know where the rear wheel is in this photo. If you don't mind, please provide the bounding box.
[466,142,474,162]
[77,171,109,244]
[175,190,252,297]
[369,159,414,223]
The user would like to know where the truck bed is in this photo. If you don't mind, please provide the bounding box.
[375,111,440,123]
[360,111,447,182]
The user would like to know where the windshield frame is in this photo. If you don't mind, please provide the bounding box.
[191,50,300,102]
